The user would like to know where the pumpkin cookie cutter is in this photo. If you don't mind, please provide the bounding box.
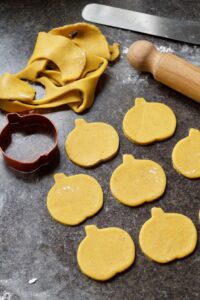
[0,113,58,172]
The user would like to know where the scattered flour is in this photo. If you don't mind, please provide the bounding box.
[180,44,193,53]
[122,46,128,55]
[0,194,6,215]
[0,291,12,300]
[156,45,174,53]
[28,278,38,284]
[122,73,149,86]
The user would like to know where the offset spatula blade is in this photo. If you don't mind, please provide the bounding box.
[82,4,200,45]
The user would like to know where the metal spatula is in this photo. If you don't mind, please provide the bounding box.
[82,3,200,45]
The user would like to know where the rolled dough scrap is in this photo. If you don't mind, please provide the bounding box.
[0,72,35,102]
[47,173,103,226]
[0,23,120,113]
[123,98,176,145]
[77,225,135,281]
[50,22,120,61]
[65,119,119,167]
[110,154,166,206]
[28,32,87,82]
[2,55,108,113]
[139,207,197,263]
[172,128,200,178]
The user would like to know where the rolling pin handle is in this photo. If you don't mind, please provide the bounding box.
[127,40,162,74]
[127,40,200,103]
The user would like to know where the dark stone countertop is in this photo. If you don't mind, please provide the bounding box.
[0,1,200,299]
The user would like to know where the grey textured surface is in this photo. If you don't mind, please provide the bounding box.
[0,1,200,299]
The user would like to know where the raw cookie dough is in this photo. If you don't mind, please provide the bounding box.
[50,22,120,61]
[172,128,200,178]
[28,32,87,82]
[47,173,103,226]
[0,23,120,113]
[0,72,35,102]
[110,154,166,206]
[139,207,197,263]
[65,119,119,167]
[123,98,176,145]
[77,225,135,281]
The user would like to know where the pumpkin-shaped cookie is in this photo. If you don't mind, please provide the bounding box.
[77,225,135,281]
[47,173,103,225]
[139,208,197,263]
[122,98,176,145]
[110,154,166,206]
[172,128,200,178]
[65,119,119,167]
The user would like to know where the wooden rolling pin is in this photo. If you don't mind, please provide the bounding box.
[127,40,200,103]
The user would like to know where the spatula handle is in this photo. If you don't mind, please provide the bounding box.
[127,40,200,103]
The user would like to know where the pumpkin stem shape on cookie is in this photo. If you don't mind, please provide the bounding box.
[47,173,103,225]
[172,128,200,178]
[74,118,87,127]
[139,207,197,263]
[77,225,135,281]
[110,154,166,206]
[65,118,119,167]
[122,98,176,145]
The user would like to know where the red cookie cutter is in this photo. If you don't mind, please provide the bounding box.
[0,113,59,172]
